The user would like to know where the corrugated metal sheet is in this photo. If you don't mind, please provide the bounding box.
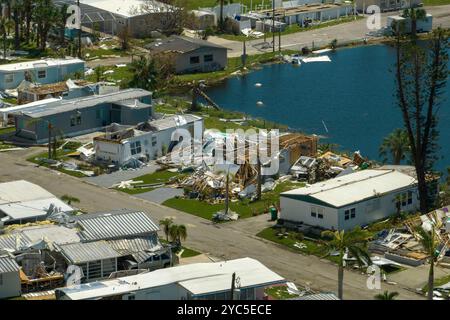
[76,210,159,241]
[293,293,340,300]
[0,255,20,273]
[107,236,159,256]
[0,233,32,253]
[58,241,121,264]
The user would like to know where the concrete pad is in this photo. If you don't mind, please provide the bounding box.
[84,162,160,188]
[134,187,184,204]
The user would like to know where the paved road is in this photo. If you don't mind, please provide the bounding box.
[0,147,427,300]
[208,5,450,58]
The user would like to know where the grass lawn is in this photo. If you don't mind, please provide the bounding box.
[180,247,201,258]
[85,64,134,88]
[115,170,184,194]
[26,142,89,178]
[0,141,15,150]
[163,181,304,220]
[0,126,16,135]
[257,226,339,263]
[265,286,298,300]
[423,0,450,5]
[422,274,450,294]
[185,0,266,10]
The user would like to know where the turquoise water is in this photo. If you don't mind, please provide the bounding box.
[206,44,450,173]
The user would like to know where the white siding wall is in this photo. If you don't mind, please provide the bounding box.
[122,283,190,300]
[0,271,21,299]
[280,196,339,229]
[280,185,419,231]
[338,186,419,230]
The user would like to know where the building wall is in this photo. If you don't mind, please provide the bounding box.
[354,0,421,12]
[175,47,227,74]
[337,185,419,230]
[0,271,21,299]
[15,98,152,143]
[0,62,85,90]
[280,196,339,229]
[280,185,419,230]
[94,118,204,165]
[121,283,190,300]
[283,5,353,25]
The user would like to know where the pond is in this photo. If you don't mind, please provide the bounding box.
[206,44,450,173]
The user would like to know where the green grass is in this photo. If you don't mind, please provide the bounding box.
[163,181,303,220]
[257,226,339,263]
[423,0,450,5]
[86,64,134,88]
[0,126,15,135]
[115,170,184,194]
[265,286,298,300]
[422,274,450,294]
[1,97,17,105]
[26,142,90,178]
[180,247,201,258]
[0,141,16,150]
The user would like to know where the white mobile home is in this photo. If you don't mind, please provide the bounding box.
[94,114,204,165]
[55,257,285,300]
[280,169,419,230]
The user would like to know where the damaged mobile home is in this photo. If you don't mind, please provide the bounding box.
[93,114,204,165]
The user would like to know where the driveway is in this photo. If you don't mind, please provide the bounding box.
[84,162,160,188]
[134,187,184,204]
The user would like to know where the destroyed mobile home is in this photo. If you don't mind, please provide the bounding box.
[0,208,174,298]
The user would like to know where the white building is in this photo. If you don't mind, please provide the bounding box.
[55,257,285,300]
[0,255,21,299]
[0,180,74,225]
[94,114,204,165]
[280,169,419,230]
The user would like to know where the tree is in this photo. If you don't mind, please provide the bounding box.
[374,291,399,300]
[11,0,22,50]
[417,226,439,300]
[34,0,59,51]
[0,17,13,59]
[393,25,449,213]
[159,217,174,242]
[129,56,158,91]
[169,224,187,247]
[321,227,372,300]
[379,128,410,165]
[402,8,427,38]
[216,0,233,32]
[93,66,106,83]
[61,194,80,206]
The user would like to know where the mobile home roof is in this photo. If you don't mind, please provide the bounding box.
[281,169,417,207]
[0,58,84,72]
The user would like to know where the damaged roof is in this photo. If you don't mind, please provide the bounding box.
[75,210,160,241]
[0,255,20,273]
[58,241,121,264]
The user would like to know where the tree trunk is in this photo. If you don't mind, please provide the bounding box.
[225,173,229,215]
[338,263,344,300]
[427,258,434,300]
[219,1,224,31]
[416,164,429,213]
[13,12,19,50]
[3,33,6,59]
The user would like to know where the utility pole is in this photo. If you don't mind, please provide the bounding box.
[272,0,275,53]
[230,272,236,300]
[77,0,82,58]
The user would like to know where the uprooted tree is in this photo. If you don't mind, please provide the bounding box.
[393,15,449,213]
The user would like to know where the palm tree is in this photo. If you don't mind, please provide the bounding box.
[159,217,174,242]
[374,290,399,300]
[61,194,80,206]
[402,8,427,38]
[322,227,372,300]
[417,226,439,300]
[379,129,410,165]
[216,0,234,32]
[169,224,187,247]
[94,66,106,83]
[129,56,158,91]
[0,16,13,59]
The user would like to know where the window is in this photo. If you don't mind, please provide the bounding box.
[70,115,76,127]
[318,207,324,219]
[76,114,81,125]
[130,141,142,155]
[345,208,356,220]
[204,54,213,62]
[70,114,81,126]
[310,207,316,218]
[190,56,200,64]
[151,136,157,147]
[38,70,46,79]
[407,191,413,205]
[4,73,14,83]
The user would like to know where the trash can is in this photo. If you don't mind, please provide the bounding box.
[270,207,278,221]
